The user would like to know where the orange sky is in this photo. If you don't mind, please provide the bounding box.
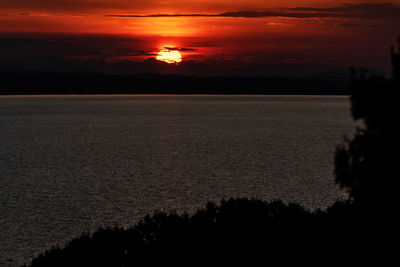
[1,1,399,75]
[0,1,365,14]
[1,0,398,34]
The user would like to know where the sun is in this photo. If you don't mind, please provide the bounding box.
[156,49,182,64]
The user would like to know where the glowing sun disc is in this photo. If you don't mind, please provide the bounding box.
[156,49,182,64]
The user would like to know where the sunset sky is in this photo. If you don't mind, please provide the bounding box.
[1,1,399,75]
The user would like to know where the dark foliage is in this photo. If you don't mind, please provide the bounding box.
[334,41,399,224]
[26,198,361,267]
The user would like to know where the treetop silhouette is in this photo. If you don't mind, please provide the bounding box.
[335,38,399,223]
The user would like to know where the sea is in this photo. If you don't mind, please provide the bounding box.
[0,95,355,265]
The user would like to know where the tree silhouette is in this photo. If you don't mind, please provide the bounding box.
[334,39,399,224]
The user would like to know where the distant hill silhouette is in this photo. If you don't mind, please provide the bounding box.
[0,44,352,95]
[0,73,350,95]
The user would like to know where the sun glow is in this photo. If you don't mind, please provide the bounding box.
[156,49,182,64]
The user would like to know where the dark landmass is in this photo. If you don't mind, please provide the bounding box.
[0,72,351,95]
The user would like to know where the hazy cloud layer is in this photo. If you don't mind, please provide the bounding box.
[1,30,395,77]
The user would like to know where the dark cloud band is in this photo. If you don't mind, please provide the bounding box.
[105,3,400,20]
[164,47,195,52]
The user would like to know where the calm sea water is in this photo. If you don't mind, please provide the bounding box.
[0,95,354,265]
